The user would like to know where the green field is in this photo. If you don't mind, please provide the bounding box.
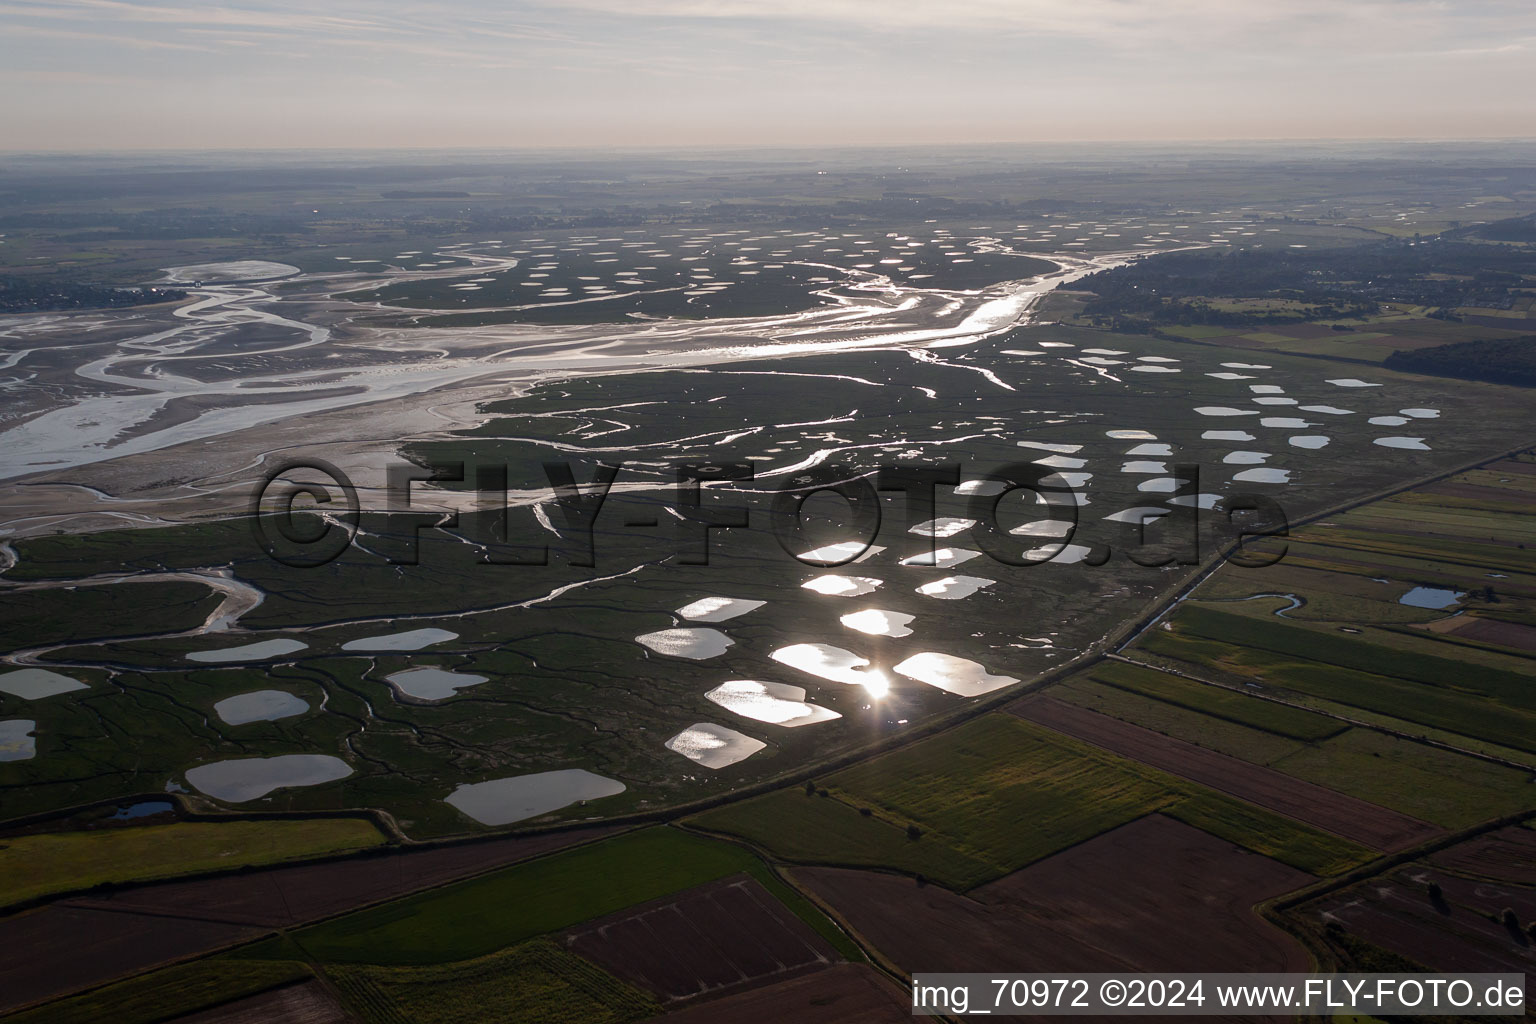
[692,714,1372,888]
[1079,660,1346,741]
[0,817,386,908]
[328,939,658,1024]
[2,959,312,1024]
[275,826,853,965]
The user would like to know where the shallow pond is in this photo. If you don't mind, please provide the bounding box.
[445,769,626,825]
[1399,585,1464,610]
[636,628,732,659]
[674,596,766,622]
[0,668,87,700]
[704,680,841,726]
[840,608,917,637]
[802,575,882,597]
[915,575,994,599]
[665,723,767,768]
[185,754,352,802]
[0,720,36,762]
[188,638,308,663]
[341,628,458,652]
[892,652,1017,697]
[214,689,310,725]
[384,667,489,701]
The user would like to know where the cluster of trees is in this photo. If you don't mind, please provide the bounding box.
[0,276,185,313]
[1383,336,1536,388]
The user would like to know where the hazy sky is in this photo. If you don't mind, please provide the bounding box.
[2,0,1534,150]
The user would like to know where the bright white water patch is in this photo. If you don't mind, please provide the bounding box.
[1223,451,1271,465]
[1137,355,1180,363]
[1139,477,1190,493]
[1010,519,1075,538]
[1232,467,1291,484]
[1106,429,1157,440]
[771,643,872,686]
[186,754,351,802]
[385,667,489,701]
[1250,385,1285,394]
[1195,407,1258,417]
[1401,408,1441,418]
[342,628,457,652]
[1369,415,1410,426]
[802,575,882,597]
[1103,506,1171,524]
[1203,430,1257,442]
[675,597,766,622]
[1168,493,1223,509]
[1121,461,1167,474]
[214,690,309,725]
[0,720,36,762]
[1026,543,1096,564]
[1040,471,1093,488]
[445,769,625,826]
[1129,365,1180,373]
[1260,417,1311,429]
[1033,454,1088,469]
[1374,437,1431,451]
[1207,372,1255,380]
[188,639,308,663]
[840,608,916,638]
[899,547,981,568]
[910,517,976,538]
[1289,435,1331,449]
[1017,441,1084,454]
[1125,443,1173,457]
[0,668,88,700]
[1327,378,1381,388]
[665,723,766,769]
[800,541,886,564]
[916,575,994,599]
[1300,405,1353,416]
[1082,348,1129,356]
[1223,362,1272,370]
[705,681,841,727]
[893,652,1017,697]
[1399,585,1464,610]
[636,628,732,660]
[1253,397,1299,406]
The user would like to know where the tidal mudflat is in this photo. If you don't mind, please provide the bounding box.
[444,769,625,826]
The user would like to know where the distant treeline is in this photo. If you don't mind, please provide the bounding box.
[1079,239,1536,327]
[1384,336,1536,388]
[0,276,186,313]
[1448,212,1536,244]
